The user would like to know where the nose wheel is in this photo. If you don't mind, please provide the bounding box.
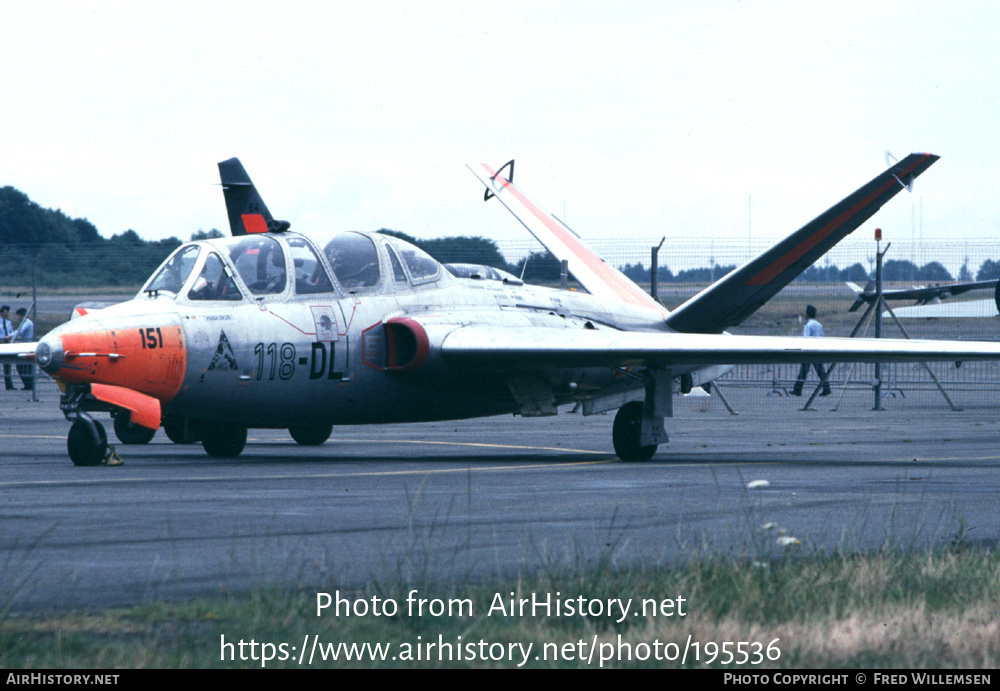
[67,419,109,466]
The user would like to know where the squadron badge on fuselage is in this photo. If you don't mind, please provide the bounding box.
[207,330,239,371]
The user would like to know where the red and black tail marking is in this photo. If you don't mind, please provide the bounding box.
[665,153,939,334]
[218,157,274,236]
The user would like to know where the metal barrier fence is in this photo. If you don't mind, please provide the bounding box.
[712,360,1000,409]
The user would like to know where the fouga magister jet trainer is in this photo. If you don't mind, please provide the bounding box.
[5,152,1000,466]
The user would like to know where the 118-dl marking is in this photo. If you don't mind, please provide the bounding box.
[251,341,344,381]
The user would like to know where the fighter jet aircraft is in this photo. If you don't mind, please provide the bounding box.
[445,263,523,284]
[6,152,1000,466]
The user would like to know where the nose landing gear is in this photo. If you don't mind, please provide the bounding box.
[62,386,124,466]
[67,417,108,466]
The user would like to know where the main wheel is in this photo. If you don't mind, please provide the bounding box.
[68,420,108,466]
[289,424,333,446]
[164,416,201,444]
[202,423,247,458]
[113,411,156,445]
[612,401,658,462]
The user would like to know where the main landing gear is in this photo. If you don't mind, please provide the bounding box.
[163,415,246,458]
[163,415,202,444]
[201,422,247,458]
[289,424,333,446]
[112,410,156,445]
[610,369,672,462]
[612,402,658,462]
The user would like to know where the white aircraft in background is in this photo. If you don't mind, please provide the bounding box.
[7,151,1000,467]
[846,279,1000,318]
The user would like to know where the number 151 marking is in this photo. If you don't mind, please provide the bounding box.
[140,327,163,349]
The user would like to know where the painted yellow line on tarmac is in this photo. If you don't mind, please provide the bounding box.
[1,433,603,455]
[329,437,605,455]
[0,459,618,488]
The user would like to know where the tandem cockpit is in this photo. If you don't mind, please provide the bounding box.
[139,230,453,302]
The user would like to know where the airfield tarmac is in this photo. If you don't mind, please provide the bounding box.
[1,382,999,612]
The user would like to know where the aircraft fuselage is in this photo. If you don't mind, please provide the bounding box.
[37,232,669,432]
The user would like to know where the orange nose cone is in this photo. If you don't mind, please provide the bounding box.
[55,325,186,402]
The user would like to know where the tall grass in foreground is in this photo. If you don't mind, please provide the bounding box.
[3,547,998,668]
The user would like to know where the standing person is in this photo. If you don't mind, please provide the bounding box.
[12,308,35,391]
[0,305,13,390]
[792,304,832,396]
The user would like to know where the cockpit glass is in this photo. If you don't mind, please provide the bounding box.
[323,233,380,290]
[287,237,335,294]
[390,239,441,283]
[387,246,408,283]
[188,253,243,301]
[146,245,201,295]
[227,235,287,295]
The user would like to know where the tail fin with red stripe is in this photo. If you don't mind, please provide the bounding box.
[664,153,938,333]
[218,157,275,236]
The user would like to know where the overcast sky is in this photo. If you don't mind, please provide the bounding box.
[2,1,998,252]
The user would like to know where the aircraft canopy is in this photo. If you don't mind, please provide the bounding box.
[140,231,449,300]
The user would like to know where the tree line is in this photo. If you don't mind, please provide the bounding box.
[622,258,1000,285]
[4,184,1000,288]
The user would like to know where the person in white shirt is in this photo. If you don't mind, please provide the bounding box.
[12,308,35,390]
[792,304,832,396]
[1,305,13,390]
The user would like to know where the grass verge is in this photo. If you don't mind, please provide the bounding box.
[3,547,999,668]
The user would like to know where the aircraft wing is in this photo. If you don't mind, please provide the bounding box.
[440,326,1000,371]
[888,300,1000,319]
[665,153,939,333]
[852,279,998,307]
[945,280,1000,298]
[469,162,670,318]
